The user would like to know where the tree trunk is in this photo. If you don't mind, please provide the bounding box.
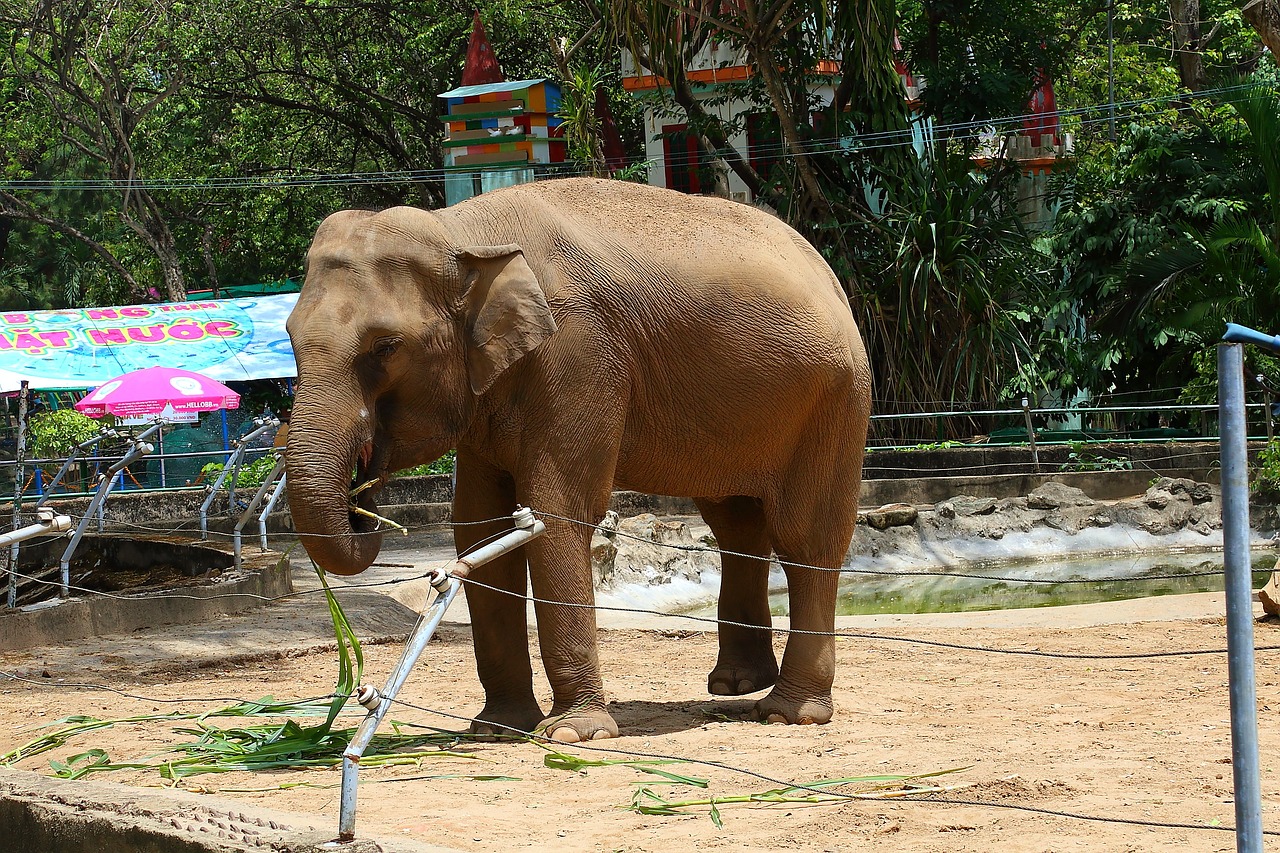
[1244,0,1280,63]
[1170,0,1207,90]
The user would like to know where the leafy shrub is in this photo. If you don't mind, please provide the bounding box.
[1059,442,1133,472]
[27,409,100,459]
[200,454,281,491]
[1253,440,1280,501]
[394,451,455,478]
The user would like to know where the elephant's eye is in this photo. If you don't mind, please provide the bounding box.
[371,336,402,359]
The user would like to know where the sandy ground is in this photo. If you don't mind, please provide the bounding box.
[1,538,1279,852]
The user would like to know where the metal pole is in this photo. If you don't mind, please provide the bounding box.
[233,453,286,570]
[258,471,286,551]
[59,435,155,597]
[8,381,28,609]
[338,507,547,842]
[157,421,166,488]
[1021,396,1040,473]
[1217,342,1264,852]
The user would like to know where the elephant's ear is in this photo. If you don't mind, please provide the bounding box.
[456,244,558,395]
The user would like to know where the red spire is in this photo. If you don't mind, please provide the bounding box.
[461,12,504,87]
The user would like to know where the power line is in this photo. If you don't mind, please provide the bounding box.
[0,83,1267,193]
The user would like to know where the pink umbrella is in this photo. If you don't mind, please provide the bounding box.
[75,367,240,419]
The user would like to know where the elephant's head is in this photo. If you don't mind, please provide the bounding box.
[285,207,557,574]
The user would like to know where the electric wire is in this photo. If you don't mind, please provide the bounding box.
[386,697,1275,837]
[0,83,1267,193]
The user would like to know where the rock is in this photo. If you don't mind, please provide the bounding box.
[949,496,998,517]
[1260,567,1280,617]
[1026,482,1095,510]
[591,513,718,589]
[1111,478,1220,536]
[1044,505,1098,534]
[864,503,918,529]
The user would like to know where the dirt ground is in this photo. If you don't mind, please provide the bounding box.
[1,552,1279,852]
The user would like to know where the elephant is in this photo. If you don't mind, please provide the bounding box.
[285,177,871,743]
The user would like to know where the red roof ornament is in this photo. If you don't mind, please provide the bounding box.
[1022,69,1059,148]
[461,12,504,87]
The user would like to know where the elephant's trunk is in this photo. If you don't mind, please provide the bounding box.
[284,400,384,576]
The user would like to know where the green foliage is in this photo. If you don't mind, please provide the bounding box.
[1058,441,1133,472]
[1253,439,1280,501]
[394,451,456,478]
[200,454,280,490]
[847,142,1064,434]
[26,409,100,459]
[1048,76,1280,399]
[897,0,1078,133]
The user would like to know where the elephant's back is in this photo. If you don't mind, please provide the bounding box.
[446,178,856,342]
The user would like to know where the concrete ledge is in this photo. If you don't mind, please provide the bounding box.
[0,768,460,853]
[0,540,291,651]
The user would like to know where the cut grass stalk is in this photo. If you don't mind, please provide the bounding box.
[629,768,974,826]
[4,564,481,784]
[348,505,409,535]
[541,746,710,786]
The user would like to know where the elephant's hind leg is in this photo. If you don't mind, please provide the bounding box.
[695,497,779,697]
[753,448,861,725]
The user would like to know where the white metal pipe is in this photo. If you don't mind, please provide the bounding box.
[233,453,285,570]
[337,507,546,843]
[201,418,280,540]
[8,381,27,608]
[58,435,155,597]
[0,509,72,549]
[258,471,286,550]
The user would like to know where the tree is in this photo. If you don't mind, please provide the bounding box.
[2,0,194,301]
[1048,78,1279,397]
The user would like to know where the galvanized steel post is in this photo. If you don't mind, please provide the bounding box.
[7,381,27,608]
[1217,341,1263,852]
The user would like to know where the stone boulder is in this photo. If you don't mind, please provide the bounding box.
[1111,477,1221,536]
[590,513,719,589]
[862,503,919,529]
[1026,482,1095,510]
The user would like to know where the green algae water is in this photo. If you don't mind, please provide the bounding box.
[776,552,1273,616]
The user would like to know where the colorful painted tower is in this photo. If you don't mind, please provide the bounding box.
[439,15,565,206]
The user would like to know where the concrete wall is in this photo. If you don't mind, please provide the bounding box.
[3,442,1237,537]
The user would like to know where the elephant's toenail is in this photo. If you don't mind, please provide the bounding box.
[710,682,732,696]
[736,679,754,693]
[797,716,814,725]
[766,713,788,724]
[590,730,611,740]
[550,727,581,743]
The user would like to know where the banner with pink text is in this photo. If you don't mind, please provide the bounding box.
[0,294,299,392]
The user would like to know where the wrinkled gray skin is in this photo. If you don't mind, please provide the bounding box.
[285,178,870,742]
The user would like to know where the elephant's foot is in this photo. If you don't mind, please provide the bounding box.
[539,708,619,743]
[469,699,544,740]
[752,688,833,725]
[707,658,778,696]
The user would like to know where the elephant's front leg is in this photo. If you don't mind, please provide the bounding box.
[454,452,543,737]
[525,518,618,742]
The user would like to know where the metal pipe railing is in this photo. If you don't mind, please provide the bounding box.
[338,506,547,843]
[232,452,285,570]
[258,471,286,551]
[2,507,73,608]
[200,417,280,539]
[33,427,120,509]
[57,424,160,598]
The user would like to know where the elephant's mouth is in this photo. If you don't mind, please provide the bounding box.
[349,438,389,536]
